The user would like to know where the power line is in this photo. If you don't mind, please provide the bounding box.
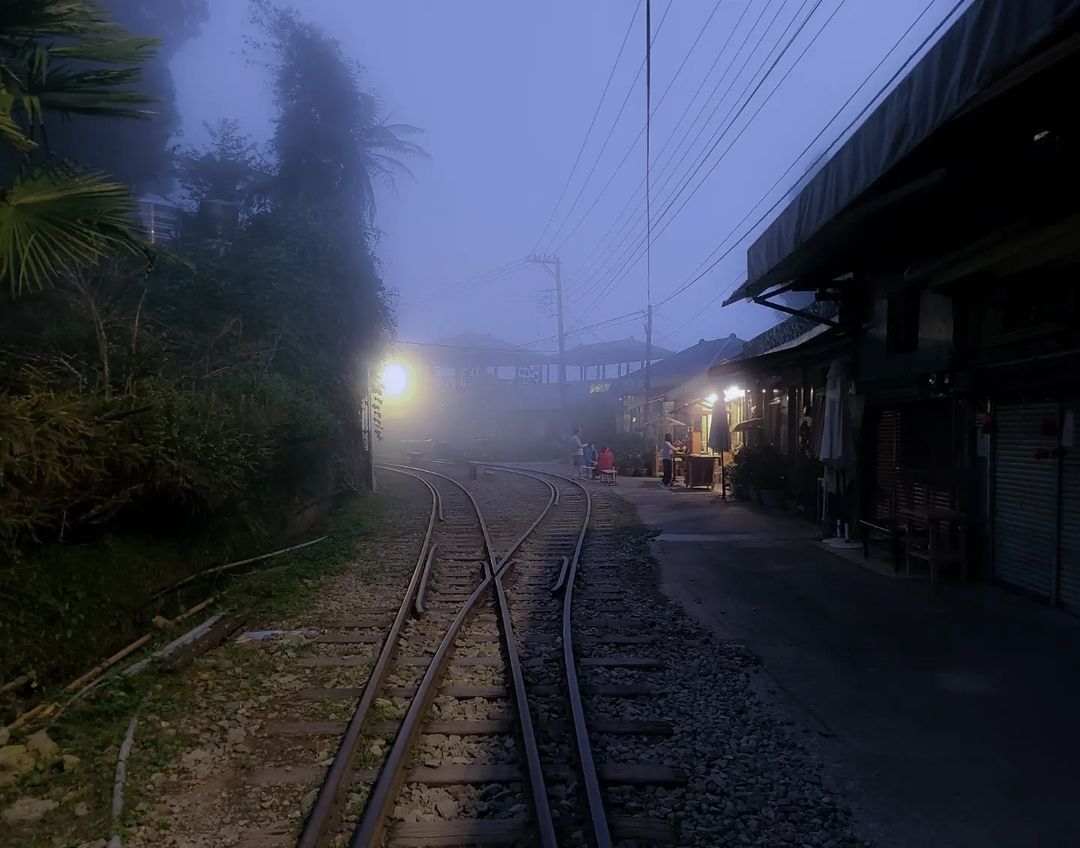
[573,0,828,319]
[397,339,558,355]
[396,258,528,309]
[531,0,642,253]
[565,0,799,308]
[654,0,964,313]
[656,273,744,343]
[644,0,654,401]
[522,308,647,347]
[539,0,675,254]
[565,0,756,288]
[547,0,730,259]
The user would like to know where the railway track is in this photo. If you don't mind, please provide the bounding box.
[247,463,679,847]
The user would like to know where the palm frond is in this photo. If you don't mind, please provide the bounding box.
[0,168,144,296]
[0,90,37,151]
[49,36,160,65]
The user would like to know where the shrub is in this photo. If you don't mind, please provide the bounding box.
[0,370,341,555]
[609,432,649,473]
[728,443,787,491]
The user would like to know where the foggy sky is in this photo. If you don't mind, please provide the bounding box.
[172,0,970,354]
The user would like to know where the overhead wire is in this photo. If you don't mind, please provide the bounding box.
[653,0,965,314]
[539,0,674,254]
[547,0,730,259]
[531,0,643,253]
[565,0,757,288]
[396,258,528,309]
[656,273,744,343]
[522,308,648,348]
[565,0,802,309]
[571,0,829,320]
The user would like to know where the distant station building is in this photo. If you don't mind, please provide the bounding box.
[614,335,745,447]
[378,333,673,459]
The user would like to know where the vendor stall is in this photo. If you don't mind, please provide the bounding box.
[681,454,718,490]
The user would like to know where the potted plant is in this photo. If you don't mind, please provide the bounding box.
[729,444,787,508]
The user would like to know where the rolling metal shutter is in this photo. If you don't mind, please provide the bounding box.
[1059,402,1080,612]
[871,409,899,523]
[992,403,1059,599]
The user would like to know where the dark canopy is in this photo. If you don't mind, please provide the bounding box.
[728,0,1080,305]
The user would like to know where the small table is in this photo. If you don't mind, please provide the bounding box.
[682,454,718,490]
[901,507,968,581]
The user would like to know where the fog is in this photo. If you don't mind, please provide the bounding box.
[171,0,967,353]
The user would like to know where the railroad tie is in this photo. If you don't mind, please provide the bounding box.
[250,762,686,787]
[578,656,665,669]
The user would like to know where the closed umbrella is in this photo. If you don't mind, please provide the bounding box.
[820,360,850,468]
[710,403,732,498]
[820,360,862,546]
[709,404,731,452]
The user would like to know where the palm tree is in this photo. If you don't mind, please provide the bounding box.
[0,0,159,296]
[354,93,427,222]
[253,0,426,225]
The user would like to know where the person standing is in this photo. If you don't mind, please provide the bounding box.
[570,427,585,469]
[661,433,676,487]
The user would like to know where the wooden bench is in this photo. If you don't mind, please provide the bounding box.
[859,519,903,572]
[902,509,968,582]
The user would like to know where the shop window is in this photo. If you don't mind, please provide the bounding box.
[887,290,920,355]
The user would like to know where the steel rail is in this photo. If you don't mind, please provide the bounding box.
[493,466,612,848]
[413,543,438,616]
[297,466,439,848]
[349,464,559,848]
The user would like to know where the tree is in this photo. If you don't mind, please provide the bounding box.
[41,0,210,192]
[175,119,271,217]
[251,0,426,225]
[0,0,159,295]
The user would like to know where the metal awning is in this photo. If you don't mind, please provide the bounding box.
[726,0,1080,306]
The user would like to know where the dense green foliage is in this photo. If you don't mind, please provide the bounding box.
[0,0,158,294]
[0,0,420,567]
[42,0,211,192]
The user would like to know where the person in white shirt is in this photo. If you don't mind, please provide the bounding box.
[571,427,585,469]
[661,433,676,487]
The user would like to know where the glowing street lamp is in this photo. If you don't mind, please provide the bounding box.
[723,385,744,403]
[380,360,409,398]
[704,392,719,406]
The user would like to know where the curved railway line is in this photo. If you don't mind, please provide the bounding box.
[250,463,680,847]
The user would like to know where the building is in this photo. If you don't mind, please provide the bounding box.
[709,306,842,513]
[719,0,1080,610]
[616,334,745,449]
[136,194,182,244]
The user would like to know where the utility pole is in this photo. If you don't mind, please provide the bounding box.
[527,254,567,410]
[643,0,654,432]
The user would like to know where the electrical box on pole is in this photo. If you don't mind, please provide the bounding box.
[527,254,567,410]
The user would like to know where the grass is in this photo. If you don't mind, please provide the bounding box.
[0,482,415,848]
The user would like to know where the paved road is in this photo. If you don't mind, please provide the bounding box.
[613,477,1080,848]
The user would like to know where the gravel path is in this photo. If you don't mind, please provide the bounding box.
[120,474,429,848]
[576,484,864,848]
[101,467,864,848]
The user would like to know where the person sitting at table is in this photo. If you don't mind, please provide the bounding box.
[596,445,615,474]
[581,442,597,477]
